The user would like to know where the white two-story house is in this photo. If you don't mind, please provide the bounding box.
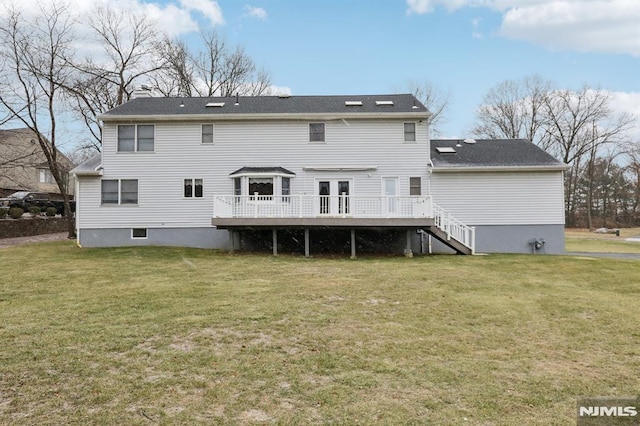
[72,93,567,255]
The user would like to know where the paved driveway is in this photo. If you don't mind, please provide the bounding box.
[565,251,640,260]
[0,232,69,249]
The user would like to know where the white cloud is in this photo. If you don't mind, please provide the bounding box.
[605,91,640,141]
[406,0,433,14]
[243,5,267,20]
[500,1,640,56]
[610,91,640,118]
[405,0,640,56]
[180,0,224,27]
[471,17,483,39]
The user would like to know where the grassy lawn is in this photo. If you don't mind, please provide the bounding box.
[566,227,640,253]
[1,242,639,424]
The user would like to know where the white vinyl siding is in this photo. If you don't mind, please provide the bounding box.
[430,171,565,225]
[77,118,430,229]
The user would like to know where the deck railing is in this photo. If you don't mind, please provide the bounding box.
[213,194,432,219]
[213,194,474,252]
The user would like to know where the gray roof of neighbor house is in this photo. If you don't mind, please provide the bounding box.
[71,154,102,176]
[99,94,429,120]
[430,139,568,171]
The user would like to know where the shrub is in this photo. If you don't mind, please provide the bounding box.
[29,206,41,217]
[46,207,57,217]
[0,208,7,219]
[9,207,24,219]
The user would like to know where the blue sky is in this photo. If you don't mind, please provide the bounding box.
[8,0,640,140]
[170,0,640,138]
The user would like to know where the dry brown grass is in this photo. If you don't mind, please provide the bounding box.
[1,241,639,424]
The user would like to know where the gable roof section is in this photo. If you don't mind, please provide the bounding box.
[99,94,429,121]
[71,154,102,176]
[430,139,567,171]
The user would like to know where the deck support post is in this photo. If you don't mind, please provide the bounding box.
[350,229,357,259]
[229,230,236,254]
[272,229,278,256]
[404,229,413,257]
[304,228,310,258]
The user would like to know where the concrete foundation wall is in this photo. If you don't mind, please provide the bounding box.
[78,227,230,249]
[76,224,565,255]
[428,224,565,254]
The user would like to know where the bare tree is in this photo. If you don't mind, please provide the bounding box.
[542,87,635,225]
[65,5,163,149]
[0,2,76,237]
[153,31,273,98]
[151,38,194,97]
[472,75,553,144]
[401,80,450,136]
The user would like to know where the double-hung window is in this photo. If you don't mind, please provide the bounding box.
[101,179,138,205]
[309,123,325,142]
[118,125,155,152]
[410,177,422,195]
[202,124,214,144]
[404,122,416,142]
[184,179,203,198]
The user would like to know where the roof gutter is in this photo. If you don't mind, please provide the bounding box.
[431,164,569,172]
[98,111,431,122]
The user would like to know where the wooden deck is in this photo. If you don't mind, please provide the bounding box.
[211,217,436,229]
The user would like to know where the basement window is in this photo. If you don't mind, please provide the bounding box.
[131,228,147,239]
[436,147,456,154]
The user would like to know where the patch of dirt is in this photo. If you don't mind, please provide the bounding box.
[0,232,69,249]
[238,409,272,424]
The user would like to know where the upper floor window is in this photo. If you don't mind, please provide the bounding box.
[184,178,203,198]
[39,169,55,184]
[202,124,214,144]
[101,179,138,205]
[118,125,154,152]
[309,123,325,142]
[404,123,416,142]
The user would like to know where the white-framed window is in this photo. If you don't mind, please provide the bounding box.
[201,124,214,144]
[117,124,155,152]
[309,123,325,142]
[131,228,148,239]
[184,178,203,198]
[101,179,138,205]
[410,177,421,195]
[38,169,55,184]
[249,177,274,199]
[404,122,416,142]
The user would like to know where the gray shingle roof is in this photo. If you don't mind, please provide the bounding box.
[71,154,102,176]
[100,94,427,118]
[229,167,296,176]
[430,139,566,170]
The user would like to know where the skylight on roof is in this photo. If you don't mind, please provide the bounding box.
[206,102,225,107]
[375,100,394,106]
[436,147,456,154]
[345,101,363,106]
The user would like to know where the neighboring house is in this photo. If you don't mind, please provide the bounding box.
[72,94,566,255]
[0,128,75,198]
